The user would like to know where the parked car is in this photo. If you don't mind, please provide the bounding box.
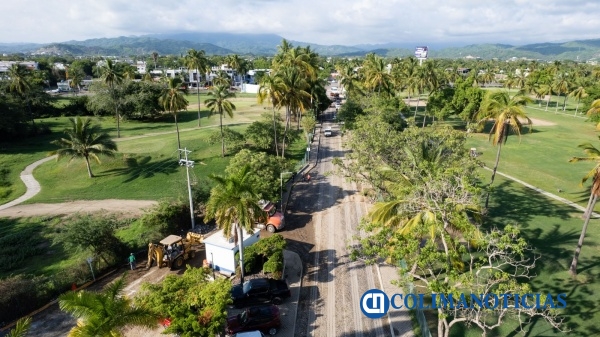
[324,127,332,137]
[231,278,291,308]
[226,305,280,336]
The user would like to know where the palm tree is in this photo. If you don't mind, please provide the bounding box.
[59,276,157,337]
[205,84,236,157]
[50,117,118,178]
[122,65,137,81]
[258,74,284,156]
[587,99,600,130]
[184,49,209,127]
[277,67,311,155]
[553,73,570,112]
[6,317,31,337]
[99,59,124,138]
[569,86,588,116]
[7,64,34,124]
[159,77,189,155]
[152,52,159,70]
[68,66,85,95]
[205,165,263,283]
[568,139,600,277]
[475,91,532,208]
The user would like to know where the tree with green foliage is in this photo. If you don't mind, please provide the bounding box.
[245,114,284,154]
[59,276,157,337]
[184,49,209,127]
[258,74,285,156]
[205,165,263,283]
[475,91,532,208]
[207,127,246,156]
[568,138,600,277]
[586,99,600,130]
[55,214,127,266]
[159,77,188,155]
[205,84,236,157]
[136,267,231,337]
[569,85,588,116]
[50,117,118,178]
[98,59,124,138]
[7,64,34,124]
[226,149,289,201]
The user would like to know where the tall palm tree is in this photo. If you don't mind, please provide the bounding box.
[7,64,34,124]
[553,73,570,112]
[151,52,159,70]
[226,54,244,86]
[205,165,263,283]
[258,74,284,156]
[99,59,124,138]
[59,276,157,337]
[475,91,532,208]
[122,65,137,81]
[362,53,392,94]
[205,84,236,157]
[569,86,588,116]
[184,49,209,127]
[50,117,118,178]
[68,66,85,95]
[568,139,600,277]
[277,67,311,155]
[159,77,189,155]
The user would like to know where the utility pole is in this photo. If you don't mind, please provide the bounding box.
[179,148,195,229]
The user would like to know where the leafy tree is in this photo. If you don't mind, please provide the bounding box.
[226,149,290,201]
[205,166,263,283]
[50,117,118,178]
[475,91,532,208]
[55,214,127,266]
[184,49,209,127]
[585,98,600,130]
[449,76,485,122]
[136,267,231,337]
[568,138,600,277]
[159,77,189,155]
[59,276,157,337]
[7,64,34,124]
[205,84,236,157]
[569,85,588,116]
[207,127,245,156]
[336,99,365,130]
[244,114,284,154]
[258,74,285,156]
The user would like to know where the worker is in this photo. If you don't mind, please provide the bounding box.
[128,253,136,270]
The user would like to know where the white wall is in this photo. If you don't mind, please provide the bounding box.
[241,83,260,94]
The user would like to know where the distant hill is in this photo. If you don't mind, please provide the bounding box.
[2,32,600,61]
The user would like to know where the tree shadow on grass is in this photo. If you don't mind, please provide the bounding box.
[99,156,179,183]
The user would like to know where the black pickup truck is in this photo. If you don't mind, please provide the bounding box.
[231,278,291,308]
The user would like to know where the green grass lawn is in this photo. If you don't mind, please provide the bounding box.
[464,105,599,210]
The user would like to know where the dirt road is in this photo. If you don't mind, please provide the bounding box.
[283,112,404,337]
[0,199,157,218]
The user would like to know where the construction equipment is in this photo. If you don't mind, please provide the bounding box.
[146,232,204,270]
[254,200,285,233]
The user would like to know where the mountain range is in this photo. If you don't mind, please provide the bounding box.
[1,32,600,61]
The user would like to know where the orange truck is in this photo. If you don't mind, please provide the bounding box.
[255,199,285,233]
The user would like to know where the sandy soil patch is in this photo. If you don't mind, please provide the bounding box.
[522,117,556,126]
[403,98,427,107]
[0,199,158,218]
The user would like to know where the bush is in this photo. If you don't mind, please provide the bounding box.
[237,234,286,276]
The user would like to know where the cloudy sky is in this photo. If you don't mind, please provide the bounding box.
[3,0,600,47]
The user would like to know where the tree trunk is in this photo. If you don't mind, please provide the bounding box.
[220,112,225,157]
[175,113,181,159]
[237,223,245,284]
[555,95,560,113]
[574,98,581,116]
[485,125,506,209]
[85,156,94,178]
[422,111,427,127]
[545,94,551,111]
[414,96,420,118]
[570,194,597,277]
[196,73,202,127]
[272,106,279,156]
[582,190,595,220]
[563,94,568,111]
[282,107,290,158]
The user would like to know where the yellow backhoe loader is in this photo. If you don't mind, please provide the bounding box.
[146,232,204,270]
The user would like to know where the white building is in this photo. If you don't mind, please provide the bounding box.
[203,228,261,276]
[136,61,147,74]
[0,61,38,74]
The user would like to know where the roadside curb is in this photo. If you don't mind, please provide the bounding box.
[283,250,302,337]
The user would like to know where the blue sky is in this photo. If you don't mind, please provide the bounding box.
[3,0,600,46]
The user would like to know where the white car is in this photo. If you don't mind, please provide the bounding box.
[335,103,341,109]
[330,86,338,93]
[324,127,332,137]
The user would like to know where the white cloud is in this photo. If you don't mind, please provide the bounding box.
[2,0,600,46]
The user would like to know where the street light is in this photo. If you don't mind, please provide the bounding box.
[280,171,294,208]
[86,257,95,281]
[179,148,195,229]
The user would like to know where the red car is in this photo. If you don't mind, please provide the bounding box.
[226,305,281,336]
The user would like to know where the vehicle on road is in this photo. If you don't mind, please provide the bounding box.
[335,103,341,109]
[330,86,338,93]
[254,199,285,233]
[233,331,267,337]
[226,305,281,336]
[146,232,204,270]
[231,278,291,308]
[324,127,332,137]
